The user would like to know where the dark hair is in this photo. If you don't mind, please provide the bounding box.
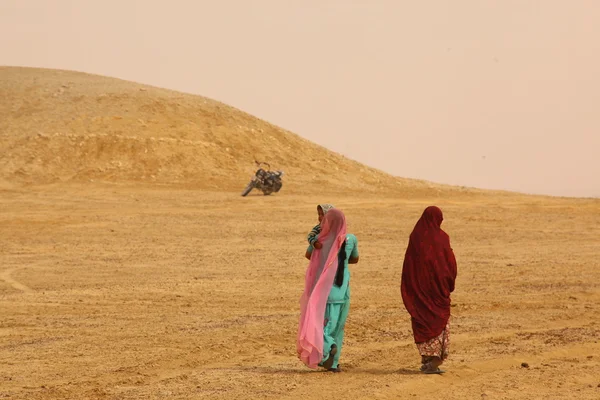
[334,240,347,287]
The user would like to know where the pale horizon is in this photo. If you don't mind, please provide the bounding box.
[1,0,599,197]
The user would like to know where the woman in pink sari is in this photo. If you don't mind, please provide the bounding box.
[297,209,360,372]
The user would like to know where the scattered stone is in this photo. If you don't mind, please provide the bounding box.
[521,362,529,368]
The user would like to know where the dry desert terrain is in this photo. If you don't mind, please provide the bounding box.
[1,67,599,399]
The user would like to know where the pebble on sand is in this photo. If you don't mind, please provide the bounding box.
[521,362,529,368]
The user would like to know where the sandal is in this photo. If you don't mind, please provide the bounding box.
[421,362,445,374]
[423,367,445,374]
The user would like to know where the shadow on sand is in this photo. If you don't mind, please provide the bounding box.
[348,367,423,376]
[230,365,425,376]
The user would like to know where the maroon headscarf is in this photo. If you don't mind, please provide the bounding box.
[401,206,457,343]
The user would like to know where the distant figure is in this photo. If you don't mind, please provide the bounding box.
[297,209,359,372]
[401,206,457,374]
[307,204,335,250]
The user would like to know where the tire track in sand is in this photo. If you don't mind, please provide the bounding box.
[0,268,33,293]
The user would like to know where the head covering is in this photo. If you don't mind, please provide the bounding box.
[297,208,347,368]
[401,206,457,343]
[318,204,335,214]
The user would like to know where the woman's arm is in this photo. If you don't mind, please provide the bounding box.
[348,235,359,264]
[305,244,314,260]
[305,250,312,260]
[444,239,457,292]
[307,225,321,245]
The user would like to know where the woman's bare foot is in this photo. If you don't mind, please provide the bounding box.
[421,357,444,374]
[322,344,338,370]
[420,356,434,370]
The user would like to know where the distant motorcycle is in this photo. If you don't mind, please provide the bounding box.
[241,161,284,197]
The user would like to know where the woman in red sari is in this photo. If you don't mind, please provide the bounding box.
[401,206,457,374]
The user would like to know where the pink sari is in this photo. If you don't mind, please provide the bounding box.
[297,209,347,369]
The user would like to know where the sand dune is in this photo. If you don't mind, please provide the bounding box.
[1,67,445,195]
[1,67,599,399]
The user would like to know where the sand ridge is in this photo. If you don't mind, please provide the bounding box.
[1,66,443,196]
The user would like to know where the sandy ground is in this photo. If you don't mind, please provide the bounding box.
[2,67,599,399]
[1,184,599,399]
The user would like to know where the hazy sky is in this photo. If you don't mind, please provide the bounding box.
[1,0,599,197]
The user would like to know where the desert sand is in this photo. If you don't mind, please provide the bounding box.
[1,67,599,399]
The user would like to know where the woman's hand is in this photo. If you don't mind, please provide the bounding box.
[314,241,322,249]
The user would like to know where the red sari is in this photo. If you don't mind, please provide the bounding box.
[401,206,457,345]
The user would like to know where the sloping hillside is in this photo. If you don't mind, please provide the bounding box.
[0,67,438,195]
[0,67,442,194]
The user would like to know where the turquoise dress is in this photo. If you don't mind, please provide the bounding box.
[306,234,359,369]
